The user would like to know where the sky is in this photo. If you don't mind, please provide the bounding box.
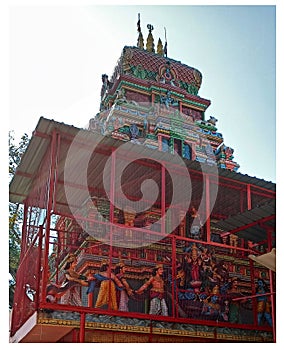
[8,2,277,183]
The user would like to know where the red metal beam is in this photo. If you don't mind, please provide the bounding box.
[32,130,51,139]
[38,301,272,332]
[14,170,34,178]
[232,292,275,302]
[220,214,275,237]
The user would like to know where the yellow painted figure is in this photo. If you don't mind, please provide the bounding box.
[92,261,123,310]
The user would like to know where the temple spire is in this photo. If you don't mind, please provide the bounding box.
[137,13,144,49]
[157,38,164,56]
[146,24,155,53]
[164,27,168,57]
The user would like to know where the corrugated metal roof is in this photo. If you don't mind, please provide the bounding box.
[212,198,276,243]
[9,117,82,204]
[9,117,276,209]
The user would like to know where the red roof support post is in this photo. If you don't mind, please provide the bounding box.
[109,147,116,225]
[10,201,29,335]
[247,184,252,210]
[41,130,59,304]
[79,312,86,342]
[171,236,177,318]
[205,174,211,242]
[19,201,28,259]
[107,148,116,311]
[35,225,43,309]
[161,162,166,235]
[249,258,258,326]
[267,227,276,342]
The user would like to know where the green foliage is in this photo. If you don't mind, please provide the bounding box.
[9,131,29,179]
[9,131,30,307]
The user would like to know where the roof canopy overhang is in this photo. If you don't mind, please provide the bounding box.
[9,117,276,244]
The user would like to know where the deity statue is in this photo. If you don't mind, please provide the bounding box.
[135,264,168,316]
[160,90,179,109]
[114,262,134,312]
[46,253,88,306]
[115,88,127,104]
[256,278,273,327]
[87,260,124,310]
[187,243,203,292]
[226,277,243,323]
[201,285,221,319]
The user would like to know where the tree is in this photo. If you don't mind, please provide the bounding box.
[9,131,30,307]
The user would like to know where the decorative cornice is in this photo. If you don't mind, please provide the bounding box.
[38,316,273,342]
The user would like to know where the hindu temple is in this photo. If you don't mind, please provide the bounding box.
[9,18,276,343]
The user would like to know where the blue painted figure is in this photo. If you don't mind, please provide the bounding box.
[256,278,273,327]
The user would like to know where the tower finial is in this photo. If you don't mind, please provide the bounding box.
[146,24,155,53]
[137,13,141,33]
[157,38,164,56]
[137,13,144,49]
[164,27,168,57]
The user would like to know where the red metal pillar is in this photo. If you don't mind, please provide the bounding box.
[161,163,166,234]
[249,258,257,326]
[19,201,29,259]
[205,174,211,242]
[267,228,276,342]
[247,184,252,210]
[107,148,116,310]
[171,236,177,318]
[109,147,116,224]
[35,225,43,308]
[79,312,86,342]
[41,130,58,304]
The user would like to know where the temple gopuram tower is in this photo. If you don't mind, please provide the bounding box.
[9,18,275,343]
[90,23,239,172]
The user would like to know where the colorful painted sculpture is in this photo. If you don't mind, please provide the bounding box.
[256,278,272,327]
[135,264,168,316]
[46,253,88,305]
[201,285,221,319]
[227,277,242,324]
[114,262,134,312]
[87,260,124,310]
